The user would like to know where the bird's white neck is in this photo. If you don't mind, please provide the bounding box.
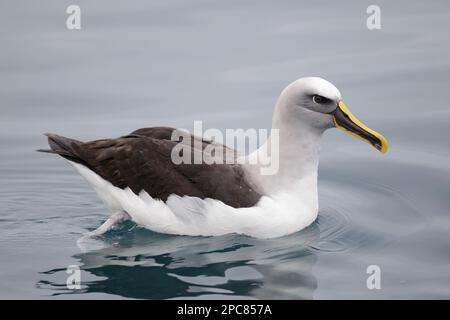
[244,106,324,196]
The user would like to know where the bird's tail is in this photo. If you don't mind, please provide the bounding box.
[37,133,84,163]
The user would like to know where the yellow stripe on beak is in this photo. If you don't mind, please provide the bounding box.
[333,101,389,154]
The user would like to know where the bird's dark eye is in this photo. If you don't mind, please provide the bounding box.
[313,95,325,104]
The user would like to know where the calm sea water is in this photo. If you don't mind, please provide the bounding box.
[1,0,450,299]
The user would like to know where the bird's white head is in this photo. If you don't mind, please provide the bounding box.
[274,77,388,154]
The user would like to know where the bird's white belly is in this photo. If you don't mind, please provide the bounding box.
[70,161,318,239]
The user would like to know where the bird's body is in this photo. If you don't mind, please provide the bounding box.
[43,127,261,208]
[39,77,388,239]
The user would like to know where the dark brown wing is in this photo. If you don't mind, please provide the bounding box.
[39,128,261,208]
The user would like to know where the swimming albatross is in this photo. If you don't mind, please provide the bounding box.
[38,77,388,239]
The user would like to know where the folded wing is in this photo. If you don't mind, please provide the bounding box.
[39,127,261,208]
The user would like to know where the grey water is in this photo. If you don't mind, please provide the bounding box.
[1,0,450,299]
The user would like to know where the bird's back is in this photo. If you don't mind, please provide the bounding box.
[38,127,262,208]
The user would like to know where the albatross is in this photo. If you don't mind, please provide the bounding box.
[38,77,388,239]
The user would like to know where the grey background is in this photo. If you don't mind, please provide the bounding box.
[1,0,449,299]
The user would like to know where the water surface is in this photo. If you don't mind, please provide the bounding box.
[1,0,450,299]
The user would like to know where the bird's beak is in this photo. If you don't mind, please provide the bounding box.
[333,101,389,154]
